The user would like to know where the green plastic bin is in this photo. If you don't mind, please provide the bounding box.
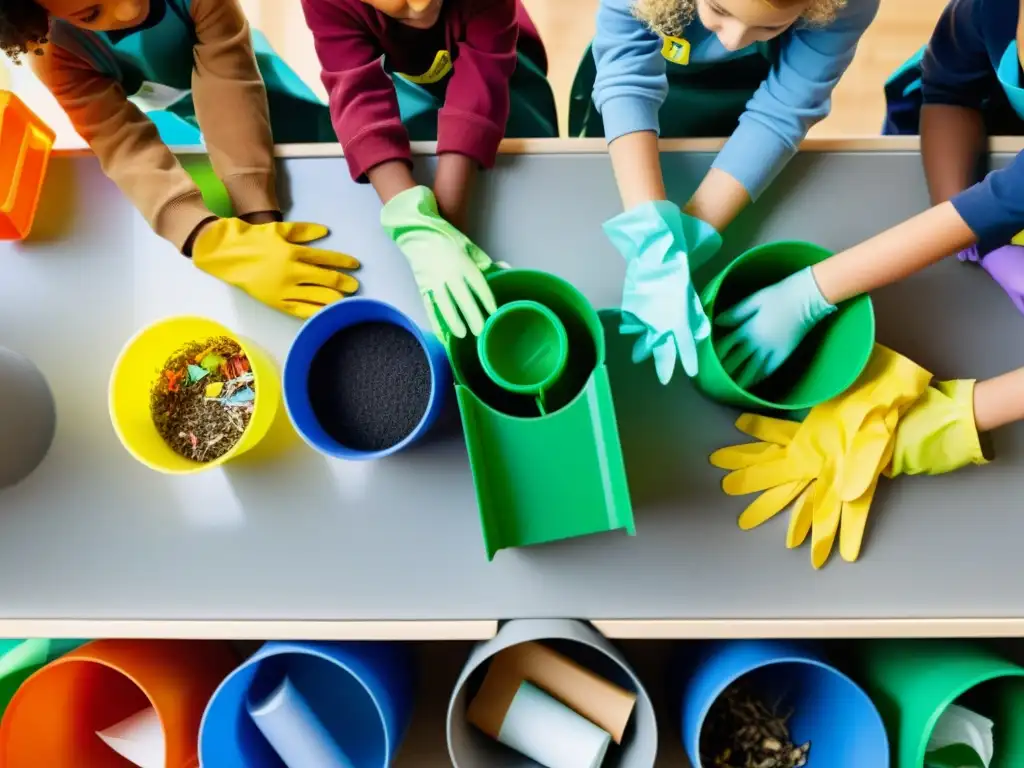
[695,240,875,411]
[0,639,87,719]
[448,269,634,560]
[859,640,1024,768]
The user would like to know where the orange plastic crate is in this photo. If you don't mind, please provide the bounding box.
[0,91,55,240]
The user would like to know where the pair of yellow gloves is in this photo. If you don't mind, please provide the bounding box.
[711,345,990,568]
[190,218,360,320]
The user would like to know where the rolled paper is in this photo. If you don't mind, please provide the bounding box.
[96,706,165,768]
[246,675,355,768]
[467,641,635,743]
[497,681,611,768]
[926,703,993,768]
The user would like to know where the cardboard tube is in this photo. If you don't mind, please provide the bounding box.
[448,619,656,768]
[497,681,611,768]
[468,641,635,743]
[246,675,355,768]
[0,639,237,768]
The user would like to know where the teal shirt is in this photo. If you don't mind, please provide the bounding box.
[48,0,196,94]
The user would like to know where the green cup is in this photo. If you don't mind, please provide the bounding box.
[478,300,569,407]
[695,240,875,411]
[859,640,1024,767]
[449,269,602,418]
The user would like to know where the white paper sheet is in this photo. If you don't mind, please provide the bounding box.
[926,703,994,767]
[96,706,165,768]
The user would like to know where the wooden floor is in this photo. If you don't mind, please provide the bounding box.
[244,0,948,137]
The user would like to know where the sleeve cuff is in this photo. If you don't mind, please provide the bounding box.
[437,110,504,169]
[598,94,661,143]
[951,181,1006,244]
[153,190,217,253]
[222,172,279,218]
[712,118,797,200]
[342,121,413,182]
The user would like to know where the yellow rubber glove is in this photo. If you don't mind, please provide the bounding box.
[887,379,990,477]
[192,219,360,320]
[710,344,932,568]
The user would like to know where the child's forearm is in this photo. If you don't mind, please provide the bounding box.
[368,160,418,205]
[608,130,666,210]
[684,168,751,233]
[433,153,477,232]
[920,104,985,205]
[812,202,976,304]
[974,367,1024,432]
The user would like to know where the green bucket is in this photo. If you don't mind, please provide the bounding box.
[859,640,1024,768]
[695,240,875,411]
[447,269,634,559]
[0,639,88,719]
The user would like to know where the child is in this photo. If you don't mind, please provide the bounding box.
[0,0,358,319]
[589,0,879,384]
[884,0,1024,313]
[299,0,558,339]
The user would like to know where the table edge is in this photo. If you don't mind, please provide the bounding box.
[1,618,1024,639]
[47,136,1024,160]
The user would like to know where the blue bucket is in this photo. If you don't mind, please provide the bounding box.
[199,641,415,768]
[679,640,889,768]
[284,299,452,460]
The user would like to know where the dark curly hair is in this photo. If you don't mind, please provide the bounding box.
[0,1,50,63]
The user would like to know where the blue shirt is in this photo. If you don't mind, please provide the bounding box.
[924,0,1024,245]
[591,0,878,200]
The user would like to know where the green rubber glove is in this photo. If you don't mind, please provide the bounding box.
[381,186,498,339]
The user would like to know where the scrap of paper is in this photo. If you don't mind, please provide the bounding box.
[925,703,994,768]
[96,706,165,768]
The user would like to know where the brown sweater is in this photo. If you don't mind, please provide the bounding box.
[30,0,278,251]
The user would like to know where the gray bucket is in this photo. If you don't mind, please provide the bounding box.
[0,347,55,488]
[446,619,657,767]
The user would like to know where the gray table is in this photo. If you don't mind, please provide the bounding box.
[0,147,1020,625]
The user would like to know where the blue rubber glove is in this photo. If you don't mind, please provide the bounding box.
[714,266,836,389]
[603,201,722,383]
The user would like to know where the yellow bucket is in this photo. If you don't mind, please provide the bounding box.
[109,316,281,474]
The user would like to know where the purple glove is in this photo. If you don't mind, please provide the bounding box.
[959,244,1024,315]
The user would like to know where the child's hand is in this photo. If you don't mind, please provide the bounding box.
[713,267,836,389]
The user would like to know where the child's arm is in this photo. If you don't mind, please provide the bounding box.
[432,0,518,230]
[921,106,986,204]
[29,45,214,251]
[812,201,976,303]
[189,0,279,223]
[300,0,417,200]
[693,0,880,231]
[918,0,994,204]
[593,0,669,211]
[974,366,1024,431]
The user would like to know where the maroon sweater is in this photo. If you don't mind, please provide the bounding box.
[301,0,540,181]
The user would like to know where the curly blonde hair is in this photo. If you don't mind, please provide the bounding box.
[632,0,847,38]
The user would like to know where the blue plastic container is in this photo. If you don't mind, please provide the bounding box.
[284,298,452,460]
[679,640,889,768]
[199,640,415,768]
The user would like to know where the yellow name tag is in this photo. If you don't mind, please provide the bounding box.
[661,36,691,65]
[399,50,453,85]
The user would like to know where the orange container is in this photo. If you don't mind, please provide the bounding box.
[0,639,237,767]
[0,91,55,240]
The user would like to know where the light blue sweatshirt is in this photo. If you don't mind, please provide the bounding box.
[592,0,879,199]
